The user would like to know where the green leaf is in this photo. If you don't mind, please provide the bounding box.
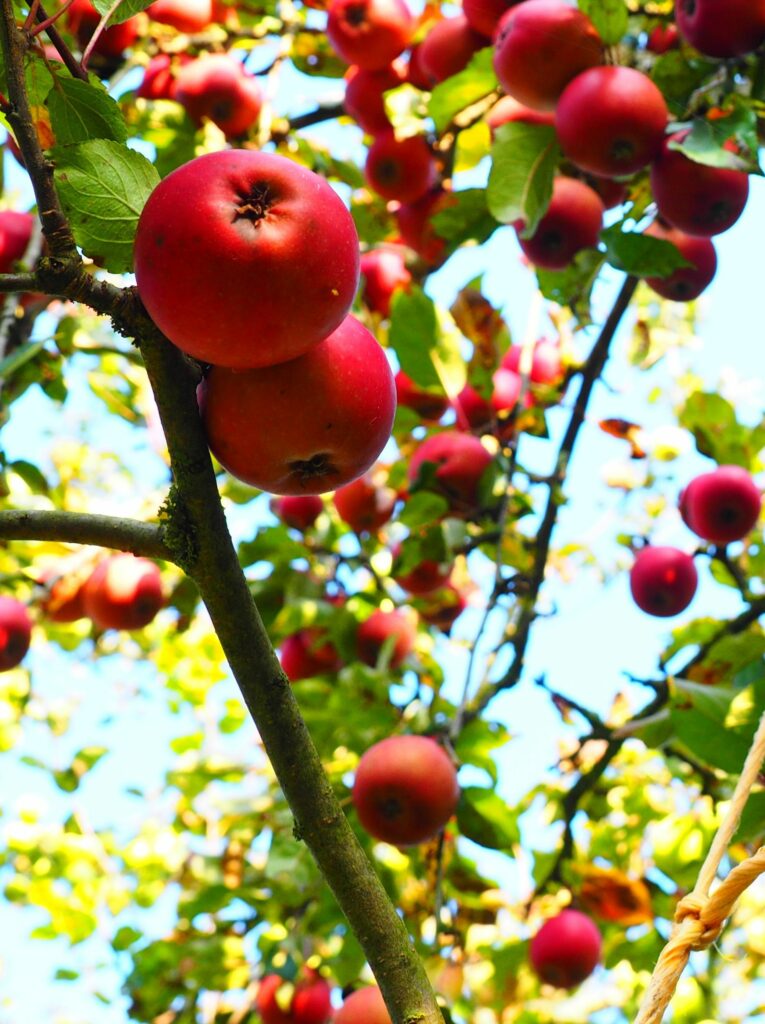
[47,77,128,147]
[669,110,762,174]
[487,123,559,236]
[53,139,160,273]
[388,286,440,389]
[399,491,450,529]
[8,459,49,495]
[678,391,757,465]
[577,0,628,44]
[431,188,499,248]
[112,926,144,951]
[536,248,605,327]
[733,790,765,844]
[54,969,80,981]
[669,678,761,774]
[456,786,520,850]
[649,52,717,116]
[91,0,154,24]
[428,48,497,134]
[601,223,693,277]
[0,340,45,379]
[454,718,511,785]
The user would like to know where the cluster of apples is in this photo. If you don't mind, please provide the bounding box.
[133,149,396,496]
[0,553,164,672]
[630,464,762,617]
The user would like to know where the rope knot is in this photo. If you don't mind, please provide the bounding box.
[674,892,723,951]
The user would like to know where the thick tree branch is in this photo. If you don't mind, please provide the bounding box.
[0,510,172,561]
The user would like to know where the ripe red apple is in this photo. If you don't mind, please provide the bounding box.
[650,133,750,237]
[675,0,765,57]
[516,176,603,270]
[280,628,342,680]
[395,371,450,422]
[408,431,493,515]
[0,597,32,672]
[365,132,437,204]
[356,608,416,667]
[418,582,467,632]
[136,54,191,100]
[174,54,263,137]
[462,0,519,38]
[270,495,325,531]
[646,23,679,53]
[66,0,139,58]
[454,383,493,433]
[417,15,487,85]
[0,210,34,273]
[493,0,603,112]
[82,555,164,630]
[485,95,555,138]
[147,0,216,32]
[201,316,396,495]
[352,733,460,844]
[391,542,451,595]
[256,971,333,1024]
[335,986,391,1024]
[38,571,88,623]
[679,465,761,545]
[333,473,397,533]
[501,337,562,386]
[530,909,602,988]
[327,0,414,70]
[134,150,360,369]
[405,43,434,90]
[360,248,412,317]
[643,221,717,302]
[344,62,405,134]
[394,189,451,266]
[629,546,698,617]
[555,66,668,178]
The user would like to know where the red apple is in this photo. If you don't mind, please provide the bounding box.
[646,23,679,53]
[675,0,765,58]
[530,910,602,988]
[38,571,88,623]
[365,132,437,204]
[405,43,434,90]
[344,62,405,134]
[679,465,761,545]
[352,734,460,844]
[134,150,360,369]
[0,597,32,672]
[0,210,35,273]
[394,189,451,266]
[201,316,396,495]
[555,66,668,178]
[516,176,603,270]
[360,248,412,317]
[174,54,263,137]
[418,582,467,632]
[256,971,332,1024]
[493,0,603,112]
[462,0,520,38]
[82,554,164,630]
[136,54,191,100]
[65,0,139,58]
[147,0,216,32]
[643,221,717,302]
[501,337,562,386]
[629,546,698,617]
[408,431,493,515]
[270,495,325,531]
[356,608,416,667]
[333,473,397,533]
[280,628,342,680]
[335,986,391,1024]
[650,133,750,237]
[391,542,451,594]
[327,0,415,70]
[395,371,450,422]
[417,15,487,85]
[454,383,493,433]
[485,95,555,138]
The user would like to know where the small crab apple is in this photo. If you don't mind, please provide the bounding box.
[333,472,397,533]
[493,0,603,112]
[650,133,750,237]
[327,0,414,70]
[174,54,263,137]
[555,66,668,178]
[0,210,35,273]
[147,0,216,32]
[417,15,487,86]
[516,176,603,270]
[256,970,333,1024]
[395,371,450,422]
[360,247,412,317]
[395,188,451,265]
[408,431,493,515]
[629,546,698,618]
[280,628,342,681]
[365,132,437,204]
[270,495,324,531]
[335,986,391,1024]
[82,555,164,631]
[643,221,717,302]
[646,23,679,53]
[352,733,460,845]
[530,909,602,989]
[675,0,765,58]
[680,465,762,545]
[344,62,405,134]
[201,316,396,495]
[356,608,416,668]
[501,337,563,386]
[0,597,32,672]
[134,150,359,369]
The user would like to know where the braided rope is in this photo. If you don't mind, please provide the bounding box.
[634,707,765,1024]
